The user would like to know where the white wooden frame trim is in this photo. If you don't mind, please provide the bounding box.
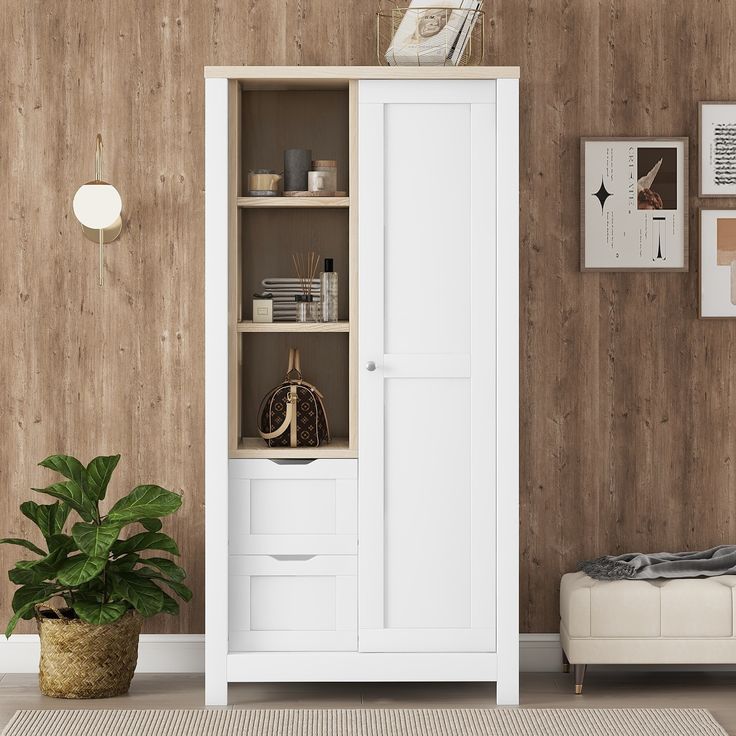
[227,652,498,682]
[495,78,520,706]
[356,91,384,639]
[204,77,230,707]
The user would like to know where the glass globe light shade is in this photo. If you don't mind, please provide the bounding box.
[72,183,122,230]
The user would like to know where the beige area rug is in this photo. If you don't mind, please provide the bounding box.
[0,708,729,736]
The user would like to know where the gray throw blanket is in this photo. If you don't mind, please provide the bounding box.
[579,545,736,580]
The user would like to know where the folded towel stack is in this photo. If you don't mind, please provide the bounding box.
[262,278,320,321]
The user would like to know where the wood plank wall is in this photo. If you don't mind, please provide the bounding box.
[1,1,734,635]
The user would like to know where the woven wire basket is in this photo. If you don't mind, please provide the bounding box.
[376,4,485,67]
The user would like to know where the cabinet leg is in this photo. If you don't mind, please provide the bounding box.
[562,650,570,674]
[495,674,519,706]
[205,674,228,707]
[574,664,587,695]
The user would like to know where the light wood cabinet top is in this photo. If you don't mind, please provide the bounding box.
[205,65,520,83]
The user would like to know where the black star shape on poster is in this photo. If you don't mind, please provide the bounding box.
[593,178,612,210]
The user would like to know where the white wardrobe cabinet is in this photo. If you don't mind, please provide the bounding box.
[205,66,519,707]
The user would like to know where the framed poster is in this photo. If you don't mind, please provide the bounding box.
[581,137,688,272]
[700,209,736,318]
[699,102,736,197]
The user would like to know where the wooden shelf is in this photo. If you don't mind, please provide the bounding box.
[237,197,350,209]
[237,320,350,333]
[233,437,356,459]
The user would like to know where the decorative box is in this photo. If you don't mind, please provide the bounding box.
[253,294,273,323]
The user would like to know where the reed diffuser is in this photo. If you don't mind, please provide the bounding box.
[292,250,321,322]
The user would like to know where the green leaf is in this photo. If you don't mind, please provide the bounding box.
[0,538,46,556]
[159,590,179,615]
[8,546,72,585]
[106,485,181,525]
[9,565,42,586]
[32,481,96,523]
[139,557,186,582]
[71,521,121,558]
[74,600,128,626]
[108,553,140,572]
[49,504,71,536]
[139,570,192,602]
[110,572,165,617]
[86,455,120,501]
[140,518,162,533]
[162,579,192,602]
[112,532,180,557]
[20,501,70,540]
[12,583,60,614]
[46,534,75,554]
[5,601,37,638]
[73,578,105,601]
[57,555,107,586]
[20,501,46,533]
[39,455,87,490]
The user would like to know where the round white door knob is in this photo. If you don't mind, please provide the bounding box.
[366,361,376,372]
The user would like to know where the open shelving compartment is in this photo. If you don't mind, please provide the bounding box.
[228,78,358,459]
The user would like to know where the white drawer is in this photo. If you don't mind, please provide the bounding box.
[229,555,356,652]
[228,459,357,555]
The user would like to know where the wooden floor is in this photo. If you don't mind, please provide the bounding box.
[0,672,735,733]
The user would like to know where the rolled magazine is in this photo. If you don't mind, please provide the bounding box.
[385,0,482,66]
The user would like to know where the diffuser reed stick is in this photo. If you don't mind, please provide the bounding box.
[292,250,320,297]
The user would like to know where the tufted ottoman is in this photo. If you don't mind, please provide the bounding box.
[560,571,736,693]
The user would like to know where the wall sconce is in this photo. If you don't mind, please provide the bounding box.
[72,134,122,286]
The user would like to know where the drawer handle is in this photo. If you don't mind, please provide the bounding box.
[268,554,316,562]
[269,459,317,466]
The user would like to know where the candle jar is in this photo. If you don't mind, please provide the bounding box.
[311,160,337,192]
[284,149,312,192]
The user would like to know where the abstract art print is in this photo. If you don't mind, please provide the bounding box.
[700,210,736,318]
[581,137,688,271]
[699,102,736,196]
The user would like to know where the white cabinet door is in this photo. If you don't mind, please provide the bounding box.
[358,80,497,653]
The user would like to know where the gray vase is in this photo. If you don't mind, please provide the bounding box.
[284,148,312,192]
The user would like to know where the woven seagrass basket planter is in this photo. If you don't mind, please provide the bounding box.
[35,607,142,699]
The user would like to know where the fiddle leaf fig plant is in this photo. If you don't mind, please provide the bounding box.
[0,454,192,636]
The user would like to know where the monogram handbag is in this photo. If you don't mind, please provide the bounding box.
[257,348,330,448]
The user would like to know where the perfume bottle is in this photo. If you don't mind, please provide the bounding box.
[320,258,338,322]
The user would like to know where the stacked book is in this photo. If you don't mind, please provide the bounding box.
[261,278,320,321]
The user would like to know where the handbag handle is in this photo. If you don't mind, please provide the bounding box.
[258,385,297,443]
[286,347,302,381]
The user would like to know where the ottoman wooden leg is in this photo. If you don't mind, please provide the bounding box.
[562,650,570,673]
[574,664,587,695]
